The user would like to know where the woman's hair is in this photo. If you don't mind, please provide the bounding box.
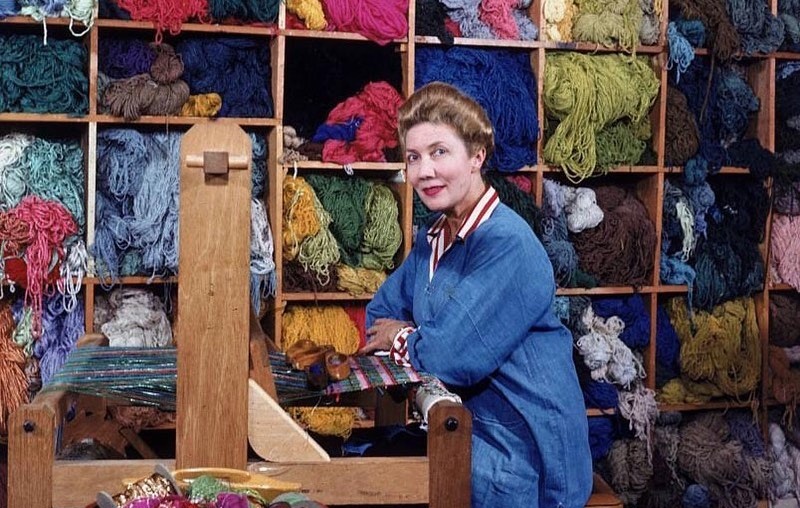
[398,82,495,161]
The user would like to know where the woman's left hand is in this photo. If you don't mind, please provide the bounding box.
[359,318,414,355]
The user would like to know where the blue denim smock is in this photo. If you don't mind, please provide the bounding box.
[366,203,593,508]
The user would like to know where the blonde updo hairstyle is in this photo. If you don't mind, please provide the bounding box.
[397,82,495,166]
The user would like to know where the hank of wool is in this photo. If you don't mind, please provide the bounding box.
[416,46,539,171]
[571,0,643,51]
[587,416,616,460]
[208,0,278,23]
[323,0,408,45]
[540,180,581,287]
[32,294,84,385]
[0,35,88,114]
[570,185,656,286]
[250,198,277,315]
[287,0,327,30]
[660,179,697,290]
[178,37,273,118]
[543,0,577,41]
[297,188,341,286]
[280,126,309,165]
[725,0,785,54]
[95,287,173,347]
[0,301,26,437]
[543,52,659,182]
[770,293,800,347]
[667,296,761,399]
[93,129,180,279]
[678,412,768,507]
[415,0,455,44]
[317,82,403,164]
[360,183,402,271]
[655,305,681,387]
[575,306,642,388]
[617,380,659,449]
[607,437,654,505]
[336,264,387,296]
[770,214,800,292]
[59,238,88,313]
[282,304,360,436]
[282,176,321,262]
[671,0,740,61]
[5,197,77,336]
[306,174,370,267]
[546,180,604,233]
[665,87,700,166]
[98,38,156,79]
[478,0,538,40]
[112,0,208,43]
[592,295,650,349]
[768,423,800,501]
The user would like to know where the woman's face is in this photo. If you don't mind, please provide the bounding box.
[405,122,486,220]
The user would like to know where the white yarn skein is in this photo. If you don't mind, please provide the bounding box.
[100,287,173,348]
[564,187,604,233]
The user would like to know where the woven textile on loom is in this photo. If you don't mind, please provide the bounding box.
[42,347,422,408]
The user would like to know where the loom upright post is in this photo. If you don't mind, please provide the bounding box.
[176,123,252,469]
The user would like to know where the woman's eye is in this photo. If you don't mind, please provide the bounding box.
[406,153,419,163]
[433,148,446,157]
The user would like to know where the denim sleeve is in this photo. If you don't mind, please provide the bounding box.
[407,222,556,387]
[365,230,424,329]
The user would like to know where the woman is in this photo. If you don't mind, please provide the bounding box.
[359,82,593,507]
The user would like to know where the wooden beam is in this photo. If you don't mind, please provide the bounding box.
[427,401,472,508]
[176,123,252,469]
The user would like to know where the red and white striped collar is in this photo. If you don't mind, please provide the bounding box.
[426,185,500,245]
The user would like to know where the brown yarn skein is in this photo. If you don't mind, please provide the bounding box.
[149,43,184,85]
[666,87,700,166]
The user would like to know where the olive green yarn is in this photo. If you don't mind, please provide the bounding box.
[298,191,341,285]
[543,52,659,183]
[305,174,370,267]
[572,0,644,51]
[360,183,402,271]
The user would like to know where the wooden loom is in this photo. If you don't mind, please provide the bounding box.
[7,123,473,508]
[7,123,621,508]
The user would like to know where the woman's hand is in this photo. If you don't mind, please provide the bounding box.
[359,318,414,355]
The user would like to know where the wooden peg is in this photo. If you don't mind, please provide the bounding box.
[185,152,249,176]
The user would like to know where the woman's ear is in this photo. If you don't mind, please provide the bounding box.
[471,147,486,172]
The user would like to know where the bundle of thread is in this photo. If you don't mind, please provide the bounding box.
[280,126,309,165]
[0,133,85,232]
[692,176,768,310]
[570,185,656,287]
[770,214,800,291]
[26,294,85,386]
[437,0,538,40]
[770,293,800,348]
[777,64,800,158]
[768,421,800,502]
[14,0,95,37]
[540,180,596,288]
[671,0,740,61]
[251,197,277,315]
[93,129,180,279]
[178,37,274,118]
[726,0,785,54]
[665,88,700,166]
[415,0,456,44]
[312,81,403,164]
[655,304,681,387]
[0,35,88,114]
[570,0,645,51]
[94,287,173,348]
[208,0,278,23]
[543,53,659,182]
[0,300,26,438]
[661,296,760,403]
[780,0,800,51]
[607,437,653,505]
[102,0,208,42]
[677,412,770,507]
[543,0,577,41]
[416,47,539,171]
[102,43,191,121]
[673,58,761,177]
[575,306,642,388]
[323,0,408,45]
[660,179,696,289]
[282,174,401,296]
[588,416,617,460]
[282,304,360,437]
[592,295,650,350]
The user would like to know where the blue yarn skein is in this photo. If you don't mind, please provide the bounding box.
[416,46,538,172]
[177,37,274,118]
[592,295,650,349]
[656,305,680,387]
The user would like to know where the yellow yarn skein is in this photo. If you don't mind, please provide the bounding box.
[666,297,760,399]
[282,304,360,437]
[282,176,321,261]
[336,265,388,296]
[287,0,327,30]
[180,93,222,117]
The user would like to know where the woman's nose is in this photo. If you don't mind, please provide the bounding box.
[418,157,435,178]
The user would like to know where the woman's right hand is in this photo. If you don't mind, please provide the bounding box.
[359,318,414,355]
